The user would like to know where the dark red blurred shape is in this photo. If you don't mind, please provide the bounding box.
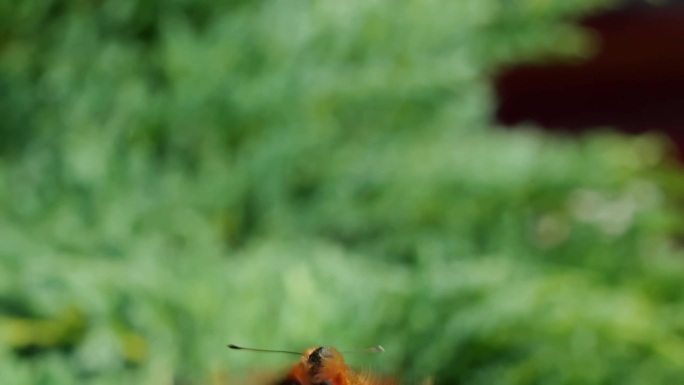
[495,2,684,160]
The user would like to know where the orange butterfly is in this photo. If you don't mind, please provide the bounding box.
[228,344,397,385]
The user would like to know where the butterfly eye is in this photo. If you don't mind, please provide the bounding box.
[307,347,330,366]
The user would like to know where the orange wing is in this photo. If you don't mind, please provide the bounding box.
[347,371,398,385]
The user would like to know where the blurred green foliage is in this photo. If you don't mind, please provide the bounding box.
[2,0,684,384]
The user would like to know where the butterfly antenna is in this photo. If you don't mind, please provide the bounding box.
[227,344,302,355]
[341,345,385,355]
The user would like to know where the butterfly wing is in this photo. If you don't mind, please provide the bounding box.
[347,370,398,385]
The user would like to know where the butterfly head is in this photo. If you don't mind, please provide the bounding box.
[228,343,383,385]
[296,346,347,385]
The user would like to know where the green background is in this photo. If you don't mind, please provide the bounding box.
[2,0,684,384]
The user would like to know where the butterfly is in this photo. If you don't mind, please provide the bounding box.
[228,344,397,385]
